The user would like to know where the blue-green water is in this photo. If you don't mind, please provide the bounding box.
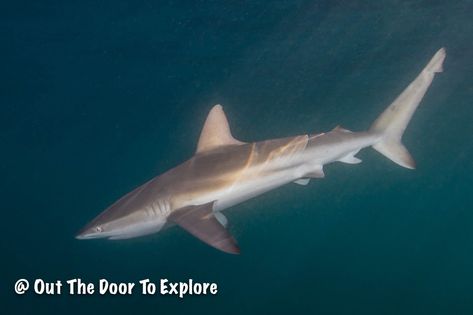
[2,1,473,314]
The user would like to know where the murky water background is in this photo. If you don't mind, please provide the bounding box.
[2,1,473,314]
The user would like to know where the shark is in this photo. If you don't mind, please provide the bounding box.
[76,48,446,254]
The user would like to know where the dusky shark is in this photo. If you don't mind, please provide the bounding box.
[77,48,446,254]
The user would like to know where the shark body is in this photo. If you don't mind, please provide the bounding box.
[77,48,446,254]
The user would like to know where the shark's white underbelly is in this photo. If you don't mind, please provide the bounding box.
[115,133,380,239]
[213,167,301,211]
[207,134,379,212]
[201,156,322,212]
[171,131,381,219]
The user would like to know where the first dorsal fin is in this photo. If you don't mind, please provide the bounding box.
[196,105,244,153]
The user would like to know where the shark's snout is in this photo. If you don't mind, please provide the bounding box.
[75,222,105,240]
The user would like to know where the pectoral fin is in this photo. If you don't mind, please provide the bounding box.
[168,202,240,254]
[214,211,228,227]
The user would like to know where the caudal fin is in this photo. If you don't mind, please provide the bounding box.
[370,48,446,169]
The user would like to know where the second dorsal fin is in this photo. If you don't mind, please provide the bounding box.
[332,125,352,133]
[196,104,244,153]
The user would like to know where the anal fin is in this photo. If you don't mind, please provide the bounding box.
[338,151,362,164]
[168,202,239,254]
[294,178,310,185]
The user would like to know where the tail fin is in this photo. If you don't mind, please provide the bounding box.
[370,48,446,169]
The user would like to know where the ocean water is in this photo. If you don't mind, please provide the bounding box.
[2,1,473,314]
